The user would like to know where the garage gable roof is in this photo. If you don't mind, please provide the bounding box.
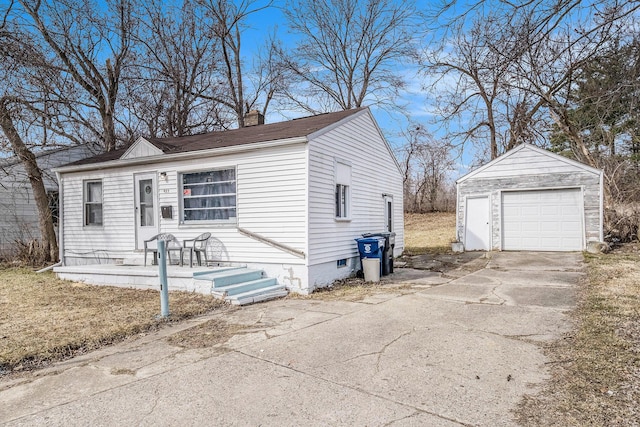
[457,143,602,183]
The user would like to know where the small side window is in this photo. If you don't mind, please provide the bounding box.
[384,195,393,232]
[335,160,351,220]
[335,184,348,218]
[337,259,347,268]
[84,180,103,226]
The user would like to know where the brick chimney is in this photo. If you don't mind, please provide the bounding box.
[244,110,265,126]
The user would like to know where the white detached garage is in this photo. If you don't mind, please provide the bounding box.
[456,144,603,252]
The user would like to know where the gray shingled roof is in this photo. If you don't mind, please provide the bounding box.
[68,108,365,167]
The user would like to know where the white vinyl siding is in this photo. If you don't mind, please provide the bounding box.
[464,146,599,179]
[162,145,307,264]
[308,111,404,265]
[62,171,136,258]
[61,143,307,265]
[121,138,163,159]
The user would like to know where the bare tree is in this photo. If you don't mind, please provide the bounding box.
[0,11,60,261]
[425,0,640,211]
[1,0,138,260]
[17,0,135,152]
[0,100,58,262]
[198,0,282,127]
[124,0,228,138]
[421,13,548,160]
[399,124,456,212]
[280,0,417,113]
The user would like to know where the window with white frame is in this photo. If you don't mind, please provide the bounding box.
[181,168,237,222]
[335,160,351,219]
[84,180,103,226]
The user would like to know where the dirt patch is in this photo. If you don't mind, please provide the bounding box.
[0,268,226,376]
[516,247,640,426]
[289,277,413,302]
[398,251,489,277]
[400,211,486,274]
[167,319,249,349]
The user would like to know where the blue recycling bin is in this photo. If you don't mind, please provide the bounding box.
[355,236,385,276]
[362,232,396,275]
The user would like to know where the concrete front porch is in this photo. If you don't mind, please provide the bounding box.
[54,264,226,293]
[53,264,289,305]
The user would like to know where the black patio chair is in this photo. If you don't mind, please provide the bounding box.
[182,232,211,267]
[144,233,184,266]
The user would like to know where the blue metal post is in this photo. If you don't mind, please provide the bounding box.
[157,240,170,318]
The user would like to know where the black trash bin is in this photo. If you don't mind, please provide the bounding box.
[362,232,396,275]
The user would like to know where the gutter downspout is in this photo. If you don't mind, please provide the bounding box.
[599,170,604,242]
[36,261,62,273]
[55,170,65,265]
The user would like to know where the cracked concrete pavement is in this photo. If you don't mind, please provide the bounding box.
[0,252,581,426]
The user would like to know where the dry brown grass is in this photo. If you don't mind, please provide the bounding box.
[517,249,640,425]
[404,212,456,254]
[289,277,392,301]
[0,268,226,374]
[167,319,248,349]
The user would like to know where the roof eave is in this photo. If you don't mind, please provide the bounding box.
[53,136,308,174]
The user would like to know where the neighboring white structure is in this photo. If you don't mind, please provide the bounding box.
[53,108,404,293]
[0,144,99,254]
[456,143,603,252]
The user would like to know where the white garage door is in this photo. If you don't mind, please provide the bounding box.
[502,189,583,251]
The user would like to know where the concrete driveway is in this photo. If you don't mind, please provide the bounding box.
[0,252,582,426]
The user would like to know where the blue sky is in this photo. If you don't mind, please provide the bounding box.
[240,0,474,176]
[0,0,472,175]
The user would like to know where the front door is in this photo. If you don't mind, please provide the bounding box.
[134,173,158,250]
[465,196,490,250]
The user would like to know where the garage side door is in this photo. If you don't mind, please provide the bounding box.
[502,189,583,251]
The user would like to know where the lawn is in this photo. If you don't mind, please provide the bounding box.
[0,268,226,375]
[403,211,456,254]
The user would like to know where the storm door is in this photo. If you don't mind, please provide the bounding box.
[134,173,158,250]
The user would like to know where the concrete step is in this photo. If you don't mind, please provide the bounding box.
[192,266,244,278]
[193,268,263,288]
[211,277,278,297]
[228,284,289,306]
[194,266,287,305]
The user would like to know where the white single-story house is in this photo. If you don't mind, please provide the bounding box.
[0,144,99,255]
[52,107,404,296]
[456,143,603,252]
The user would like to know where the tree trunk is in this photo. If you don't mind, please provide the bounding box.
[0,100,59,262]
